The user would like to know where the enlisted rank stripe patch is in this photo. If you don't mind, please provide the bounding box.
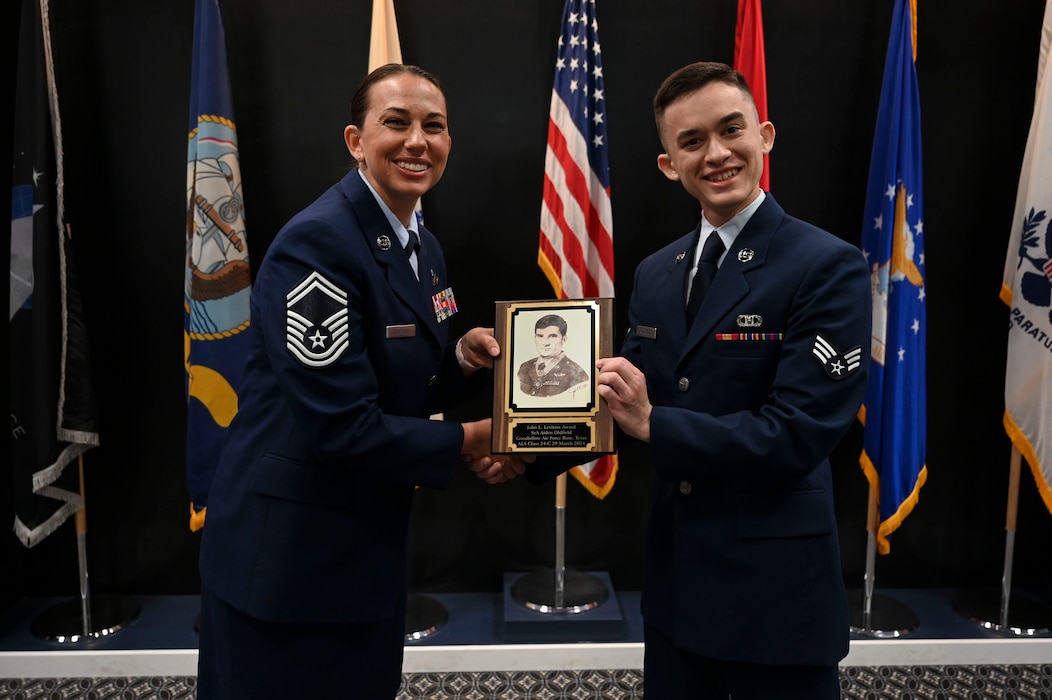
[285,271,350,368]
[715,333,783,341]
[812,333,862,380]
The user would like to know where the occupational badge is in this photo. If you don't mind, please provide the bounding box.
[736,314,763,328]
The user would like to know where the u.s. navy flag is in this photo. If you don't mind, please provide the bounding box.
[537,0,616,498]
[734,0,769,191]
[1002,0,1052,517]
[186,0,252,531]
[859,0,928,554]
[11,0,100,547]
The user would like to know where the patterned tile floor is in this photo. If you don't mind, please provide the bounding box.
[3,666,1052,699]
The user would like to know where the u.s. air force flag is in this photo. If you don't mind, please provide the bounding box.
[186,0,252,531]
[1002,0,1052,517]
[858,0,928,555]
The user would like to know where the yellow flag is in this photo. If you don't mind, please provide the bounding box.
[369,0,403,70]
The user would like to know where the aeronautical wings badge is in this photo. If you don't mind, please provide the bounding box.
[286,271,350,368]
[811,334,862,381]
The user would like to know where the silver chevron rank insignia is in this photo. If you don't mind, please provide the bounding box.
[812,334,862,381]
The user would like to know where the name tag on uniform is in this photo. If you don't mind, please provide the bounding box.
[636,325,657,340]
[386,324,416,339]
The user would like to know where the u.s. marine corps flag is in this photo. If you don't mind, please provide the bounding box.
[858,0,928,555]
[1002,0,1052,517]
[186,0,251,531]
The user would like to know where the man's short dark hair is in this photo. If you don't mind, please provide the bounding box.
[534,314,568,336]
[653,62,756,139]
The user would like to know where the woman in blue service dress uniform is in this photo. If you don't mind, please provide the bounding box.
[197,64,524,700]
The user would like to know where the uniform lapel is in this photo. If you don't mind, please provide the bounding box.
[342,173,442,346]
[413,231,443,343]
[656,233,697,351]
[680,196,784,360]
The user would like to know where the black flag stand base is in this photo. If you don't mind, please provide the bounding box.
[31,594,141,644]
[847,589,919,638]
[510,568,609,614]
[952,589,1052,637]
[405,593,448,641]
[510,474,608,615]
[953,448,1052,637]
[852,486,920,638]
[32,458,141,644]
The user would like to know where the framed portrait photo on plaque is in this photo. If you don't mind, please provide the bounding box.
[492,298,614,455]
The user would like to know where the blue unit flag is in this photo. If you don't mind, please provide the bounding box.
[858,0,928,554]
[185,0,252,531]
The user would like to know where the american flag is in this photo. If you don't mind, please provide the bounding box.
[538,0,616,498]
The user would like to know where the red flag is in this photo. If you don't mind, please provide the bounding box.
[538,0,616,497]
[735,0,770,191]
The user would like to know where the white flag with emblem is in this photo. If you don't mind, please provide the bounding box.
[1001,0,1052,517]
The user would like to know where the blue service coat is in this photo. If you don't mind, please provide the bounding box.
[199,171,480,625]
[536,194,871,666]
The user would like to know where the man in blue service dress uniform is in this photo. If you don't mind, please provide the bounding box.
[513,62,871,699]
[197,65,520,700]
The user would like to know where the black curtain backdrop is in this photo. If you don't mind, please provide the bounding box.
[4,0,1050,610]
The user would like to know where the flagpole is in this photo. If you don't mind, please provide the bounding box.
[1001,446,1022,628]
[554,472,567,609]
[30,455,141,643]
[848,484,918,638]
[951,446,1052,635]
[510,472,608,614]
[75,456,92,636]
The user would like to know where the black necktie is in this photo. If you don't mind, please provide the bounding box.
[686,231,725,322]
[404,230,420,258]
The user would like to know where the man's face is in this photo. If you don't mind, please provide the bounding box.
[534,325,566,358]
[656,81,775,227]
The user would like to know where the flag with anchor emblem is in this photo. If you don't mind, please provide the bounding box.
[185,0,252,531]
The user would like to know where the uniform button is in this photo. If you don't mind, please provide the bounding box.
[677,377,690,392]
[427,375,438,386]
[679,481,692,495]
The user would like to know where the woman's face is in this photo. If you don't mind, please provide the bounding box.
[344,74,451,224]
